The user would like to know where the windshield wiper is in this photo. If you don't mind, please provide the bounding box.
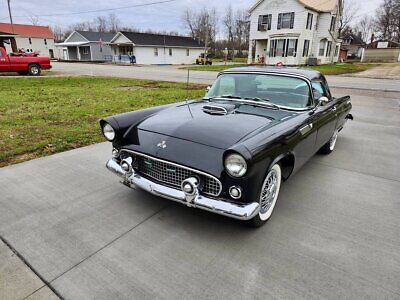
[207,95,243,100]
[243,97,280,110]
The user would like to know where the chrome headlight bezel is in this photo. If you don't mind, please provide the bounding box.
[102,123,116,141]
[224,153,247,178]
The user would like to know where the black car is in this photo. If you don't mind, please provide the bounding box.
[101,67,353,226]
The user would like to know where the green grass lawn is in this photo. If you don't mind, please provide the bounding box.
[186,62,379,75]
[212,57,248,63]
[0,76,205,167]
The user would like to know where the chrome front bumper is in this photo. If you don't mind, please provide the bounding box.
[106,159,260,220]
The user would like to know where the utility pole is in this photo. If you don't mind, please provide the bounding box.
[7,0,18,52]
[7,0,14,28]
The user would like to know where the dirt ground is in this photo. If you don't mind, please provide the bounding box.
[346,63,400,79]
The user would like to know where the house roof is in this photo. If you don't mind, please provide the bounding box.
[250,0,339,12]
[341,33,365,46]
[114,31,205,48]
[0,23,54,39]
[0,31,17,37]
[75,31,115,42]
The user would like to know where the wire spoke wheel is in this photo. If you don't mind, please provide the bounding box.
[260,170,278,213]
[253,163,282,224]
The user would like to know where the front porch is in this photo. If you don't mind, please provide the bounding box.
[110,44,136,64]
[56,42,92,61]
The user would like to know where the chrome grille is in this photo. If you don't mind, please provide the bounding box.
[125,151,221,197]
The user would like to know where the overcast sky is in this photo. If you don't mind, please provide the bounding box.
[0,0,382,33]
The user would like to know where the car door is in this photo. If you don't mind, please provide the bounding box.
[311,80,338,151]
[0,50,10,72]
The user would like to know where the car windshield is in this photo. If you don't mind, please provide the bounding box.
[206,73,312,109]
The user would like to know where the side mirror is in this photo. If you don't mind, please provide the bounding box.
[206,86,211,92]
[318,96,330,106]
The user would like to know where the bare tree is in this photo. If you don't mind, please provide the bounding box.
[182,9,196,38]
[355,15,374,43]
[223,6,235,57]
[51,25,65,42]
[339,0,359,34]
[28,15,40,25]
[94,16,108,32]
[374,0,400,42]
[182,8,218,53]
[234,9,250,56]
[107,13,120,33]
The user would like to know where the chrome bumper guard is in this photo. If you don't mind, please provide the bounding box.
[106,159,259,220]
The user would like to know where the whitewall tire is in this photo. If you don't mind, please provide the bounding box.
[250,163,282,227]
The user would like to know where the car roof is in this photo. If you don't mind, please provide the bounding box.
[221,66,323,81]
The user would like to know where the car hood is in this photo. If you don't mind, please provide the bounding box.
[137,101,286,149]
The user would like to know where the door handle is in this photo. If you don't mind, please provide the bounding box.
[300,123,313,135]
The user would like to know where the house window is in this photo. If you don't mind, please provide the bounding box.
[319,40,327,56]
[82,47,89,55]
[278,12,295,29]
[28,38,32,44]
[303,40,310,57]
[276,40,285,56]
[44,39,47,45]
[326,41,332,57]
[330,16,336,31]
[334,45,339,57]
[258,14,272,31]
[269,39,298,57]
[154,48,159,56]
[169,48,172,56]
[186,49,190,56]
[306,13,313,30]
[287,39,298,56]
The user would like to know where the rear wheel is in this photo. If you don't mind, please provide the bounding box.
[249,164,282,227]
[319,130,338,155]
[28,64,41,76]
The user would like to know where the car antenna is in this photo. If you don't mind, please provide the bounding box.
[185,68,194,118]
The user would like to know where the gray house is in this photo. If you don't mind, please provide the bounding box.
[55,31,114,61]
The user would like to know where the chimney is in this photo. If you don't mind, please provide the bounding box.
[370,33,375,46]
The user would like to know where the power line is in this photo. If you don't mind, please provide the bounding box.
[0,0,179,20]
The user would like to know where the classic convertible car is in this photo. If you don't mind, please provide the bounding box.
[101,67,353,226]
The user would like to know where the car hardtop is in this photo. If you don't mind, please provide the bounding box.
[220,66,324,81]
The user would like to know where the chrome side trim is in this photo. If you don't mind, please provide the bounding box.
[106,159,259,220]
[120,149,223,196]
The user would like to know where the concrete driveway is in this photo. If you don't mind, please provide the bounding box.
[51,62,400,92]
[0,86,399,299]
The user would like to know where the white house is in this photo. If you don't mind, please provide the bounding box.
[109,31,205,65]
[0,23,56,58]
[55,31,114,61]
[248,0,343,65]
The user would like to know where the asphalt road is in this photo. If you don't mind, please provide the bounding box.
[51,62,400,92]
[0,86,399,299]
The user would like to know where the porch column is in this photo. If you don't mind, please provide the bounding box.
[248,40,253,64]
[77,46,81,61]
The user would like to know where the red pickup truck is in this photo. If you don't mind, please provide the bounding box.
[0,47,51,76]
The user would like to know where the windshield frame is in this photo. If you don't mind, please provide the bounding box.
[206,71,316,111]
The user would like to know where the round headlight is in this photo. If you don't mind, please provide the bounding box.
[224,153,247,177]
[103,123,115,141]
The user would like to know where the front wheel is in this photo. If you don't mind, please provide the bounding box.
[249,163,282,227]
[28,64,41,76]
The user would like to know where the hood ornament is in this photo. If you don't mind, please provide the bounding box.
[157,141,167,149]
